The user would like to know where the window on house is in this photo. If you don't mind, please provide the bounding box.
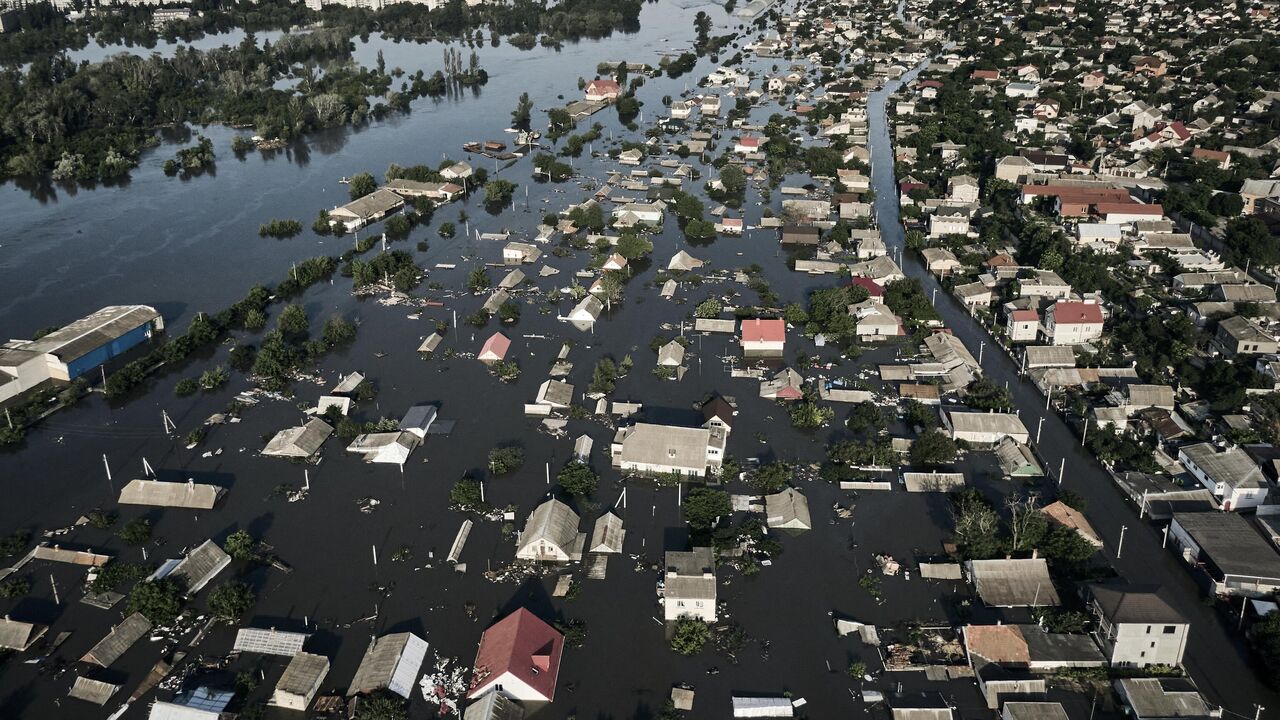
[1163,626,1177,634]
[1146,625,1152,633]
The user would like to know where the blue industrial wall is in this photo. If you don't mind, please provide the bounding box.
[65,322,152,379]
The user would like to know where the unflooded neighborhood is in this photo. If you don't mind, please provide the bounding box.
[2,0,1280,718]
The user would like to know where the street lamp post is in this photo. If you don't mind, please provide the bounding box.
[1036,416,1045,445]
[1117,525,1128,559]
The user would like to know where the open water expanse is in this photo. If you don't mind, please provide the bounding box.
[0,0,1276,717]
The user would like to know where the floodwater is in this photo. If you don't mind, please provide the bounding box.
[0,0,1270,718]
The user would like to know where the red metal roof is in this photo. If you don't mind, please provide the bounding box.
[1096,203,1163,216]
[1051,301,1103,325]
[741,318,786,343]
[468,608,564,701]
[1010,309,1039,322]
[847,276,885,297]
[479,332,511,360]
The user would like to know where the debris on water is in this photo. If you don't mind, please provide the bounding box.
[357,497,380,513]
[419,650,468,715]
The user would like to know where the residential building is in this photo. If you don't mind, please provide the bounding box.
[1168,513,1280,597]
[1177,443,1268,511]
[1007,309,1039,342]
[1216,315,1278,357]
[584,78,621,101]
[515,499,585,562]
[270,653,330,711]
[478,332,511,364]
[943,411,1030,446]
[328,188,405,231]
[468,608,564,703]
[663,547,717,622]
[612,422,727,477]
[740,318,786,357]
[1043,301,1105,345]
[1087,583,1189,668]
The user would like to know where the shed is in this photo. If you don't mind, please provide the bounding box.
[332,372,365,394]
[119,478,225,510]
[573,434,593,461]
[966,558,1061,607]
[732,696,795,717]
[233,627,310,656]
[81,612,151,667]
[68,676,120,705]
[1041,501,1103,547]
[465,690,525,720]
[535,380,575,408]
[400,405,438,439]
[418,333,443,353]
[589,511,626,553]
[347,632,428,698]
[668,250,706,271]
[902,472,966,492]
[271,652,330,711]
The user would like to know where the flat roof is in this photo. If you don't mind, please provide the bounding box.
[1173,512,1280,580]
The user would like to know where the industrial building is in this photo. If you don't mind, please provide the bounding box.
[0,305,162,403]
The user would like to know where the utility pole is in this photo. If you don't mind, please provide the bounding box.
[978,340,985,365]
[1255,705,1265,720]
[1116,525,1128,559]
[50,574,59,605]
[1081,418,1089,446]
[1162,523,1169,548]
[1057,457,1065,486]
[1036,416,1045,444]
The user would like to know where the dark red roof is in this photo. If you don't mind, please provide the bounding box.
[1051,301,1103,325]
[468,608,564,701]
[847,276,885,297]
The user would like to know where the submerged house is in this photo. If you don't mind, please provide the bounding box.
[612,422,727,477]
[663,547,717,622]
[346,632,429,699]
[328,188,405,232]
[515,499,586,563]
[468,608,565,703]
[764,487,812,530]
[262,418,334,459]
[119,478,225,510]
[270,652,330,711]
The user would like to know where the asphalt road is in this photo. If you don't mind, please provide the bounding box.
[865,61,1279,716]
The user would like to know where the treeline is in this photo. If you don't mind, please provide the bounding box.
[0,28,487,181]
[102,256,337,399]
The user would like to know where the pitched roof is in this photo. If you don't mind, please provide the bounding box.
[1089,582,1184,624]
[169,539,231,595]
[0,617,45,651]
[966,558,1060,606]
[469,608,564,701]
[741,318,786,343]
[964,624,1030,664]
[1050,301,1104,325]
[81,612,151,667]
[478,332,511,360]
[119,479,225,510]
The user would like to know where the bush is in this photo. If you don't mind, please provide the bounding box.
[223,529,257,561]
[323,316,357,345]
[119,518,152,546]
[557,462,599,497]
[175,378,199,396]
[682,487,730,530]
[670,616,709,655]
[259,219,303,238]
[450,477,489,512]
[488,447,525,475]
[127,579,183,625]
[208,580,255,622]
[910,428,957,467]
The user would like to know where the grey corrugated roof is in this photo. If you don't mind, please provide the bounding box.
[22,305,159,362]
[589,512,625,553]
[0,617,44,650]
[966,558,1061,607]
[276,652,329,696]
[1089,583,1184,624]
[119,479,225,510]
[517,499,582,558]
[262,418,333,457]
[765,487,812,529]
[618,423,712,472]
[170,539,230,595]
[346,632,419,696]
[69,676,120,705]
[1003,703,1069,720]
[1118,678,1213,719]
[81,612,151,667]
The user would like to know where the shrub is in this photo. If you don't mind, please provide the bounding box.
[670,616,709,655]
